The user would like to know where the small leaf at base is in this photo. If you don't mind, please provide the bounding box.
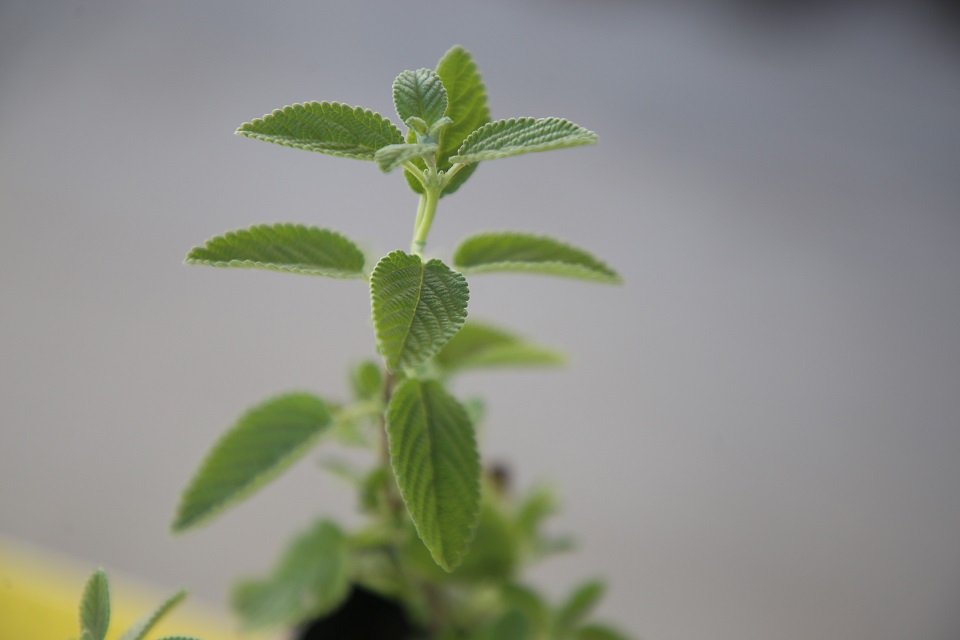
[576,624,632,640]
[554,580,606,635]
[79,569,110,640]
[231,519,350,630]
[120,590,187,640]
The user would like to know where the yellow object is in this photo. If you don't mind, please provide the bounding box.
[0,537,255,640]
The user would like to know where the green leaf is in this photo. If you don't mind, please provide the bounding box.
[451,117,597,164]
[79,569,110,640]
[435,45,491,195]
[482,610,532,640]
[318,456,366,485]
[401,47,490,197]
[186,224,366,278]
[386,379,481,571]
[350,360,384,400]
[401,497,517,583]
[370,251,469,372]
[515,485,560,541]
[236,102,403,160]
[575,624,632,640]
[393,69,448,128]
[435,321,565,373]
[119,590,187,640]
[231,519,350,630]
[375,142,438,173]
[554,581,606,635]
[172,393,332,532]
[454,232,621,283]
[463,397,486,427]
[501,583,551,634]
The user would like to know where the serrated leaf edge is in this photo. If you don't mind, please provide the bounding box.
[370,252,470,371]
[119,590,187,640]
[79,569,110,640]
[171,392,331,532]
[451,117,597,164]
[185,223,367,279]
[393,69,448,127]
[453,232,622,284]
[236,102,403,159]
[387,380,481,571]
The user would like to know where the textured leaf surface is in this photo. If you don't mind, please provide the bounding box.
[386,379,480,571]
[375,142,438,173]
[370,251,469,371]
[173,393,332,531]
[236,102,402,160]
[232,520,349,629]
[119,590,186,640]
[186,224,366,278]
[435,321,564,373]
[451,118,596,164]
[80,569,110,640]
[393,69,448,127]
[454,232,621,283]
[435,45,490,195]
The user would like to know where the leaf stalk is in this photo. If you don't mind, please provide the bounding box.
[411,181,440,256]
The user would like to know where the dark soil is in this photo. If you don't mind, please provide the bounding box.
[295,586,422,640]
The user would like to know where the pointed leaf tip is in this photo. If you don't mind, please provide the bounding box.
[451,117,596,164]
[172,393,332,532]
[453,232,621,283]
[236,102,402,160]
[120,590,187,640]
[185,224,366,278]
[79,569,110,640]
[435,321,565,373]
[402,46,491,197]
[386,379,481,571]
[435,46,490,195]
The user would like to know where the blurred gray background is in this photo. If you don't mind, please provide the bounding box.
[2,2,959,639]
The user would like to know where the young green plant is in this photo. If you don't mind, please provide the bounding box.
[172,46,628,639]
[71,569,198,640]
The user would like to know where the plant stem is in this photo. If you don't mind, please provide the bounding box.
[413,193,428,243]
[411,183,440,257]
[378,370,404,521]
[441,163,467,190]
